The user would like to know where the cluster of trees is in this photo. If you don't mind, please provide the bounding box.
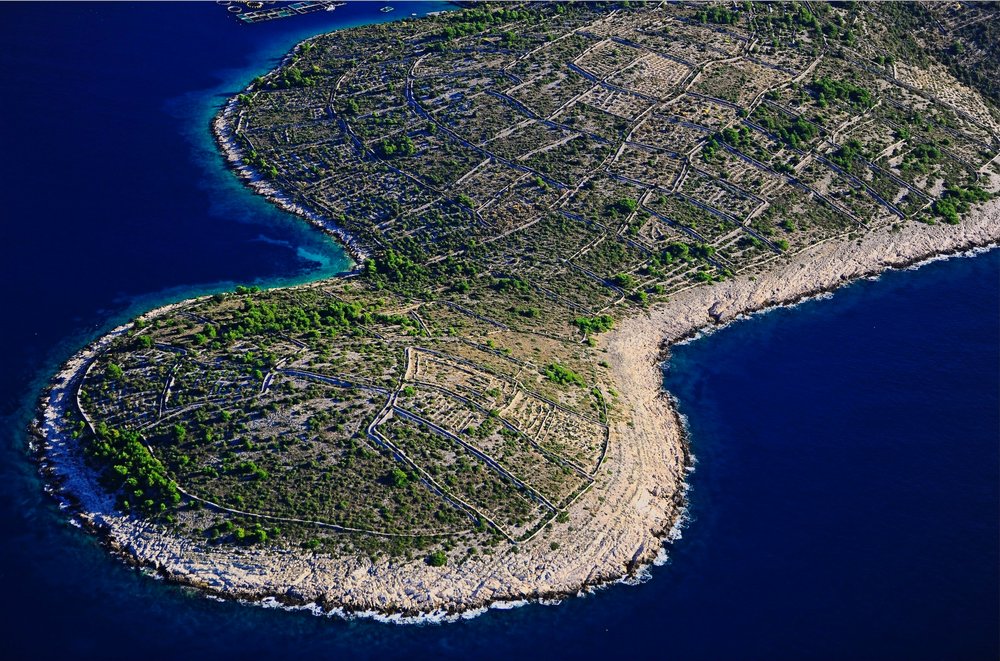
[829,138,866,169]
[216,295,419,342]
[756,3,847,39]
[87,423,180,517]
[206,519,276,545]
[755,111,818,150]
[237,460,269,481]
[707,125,754,157]
[222,299,360,340]
[511,305,540,319]
[366,248,429,291]
[492,275,532,295]
[500,30,522,48]
[612,273,636,289]
[252,43,323,90]
[341,98,360,116]
[932,185,991,225]
[435,7,533,42]
[375,135,416,159]
[808,77,874,109]
[655,241,716,266]
[573,314,614,334]
[544,363,586,387]
[697,6,738,25]
[235,135,279,180]
[233,523,272,544]
[465,411,499,441]
[606,197,638,217]
[389,467,410,488]
[275,66,320,89]
[252,57,322,90]
[901,142,943,174]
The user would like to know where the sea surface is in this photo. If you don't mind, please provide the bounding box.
[1,4,997,660]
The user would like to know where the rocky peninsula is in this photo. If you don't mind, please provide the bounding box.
[34,2,1000,617]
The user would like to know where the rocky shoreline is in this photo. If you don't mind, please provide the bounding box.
[30,194,1000,618]
[211,95,369,268]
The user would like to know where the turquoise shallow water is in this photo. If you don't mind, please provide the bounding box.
[0,4,997,660]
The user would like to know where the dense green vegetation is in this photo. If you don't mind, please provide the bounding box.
[218,297,419,341]
[808,77,874,109]
[544,363,586,387]
[932,185,991,225]
[829,138,865,169]
[376,135,417,158]
[573,315,614,335]
[435,6,533,41]
[88,423,180,517]
[697,5,738,25]
[365,249,429,290]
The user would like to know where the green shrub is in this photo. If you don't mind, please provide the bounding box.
[573,315,614,334]
[545,363,585,387]
[375,135,416,158]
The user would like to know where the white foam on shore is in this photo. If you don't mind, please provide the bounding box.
[241,589,579,625]
[663,483,692,547]
[904,241,997,270]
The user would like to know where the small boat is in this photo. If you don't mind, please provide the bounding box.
[380,6,394,12]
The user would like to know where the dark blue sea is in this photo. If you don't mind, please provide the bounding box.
[1,4,997,660]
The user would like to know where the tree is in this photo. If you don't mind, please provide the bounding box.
[390,467,409,488]
[573,315,614,334]
[427,550,447,566]
[612,273,636,289]
[608,197,638,216]
[376,135,416,158]
[545,363,586,387]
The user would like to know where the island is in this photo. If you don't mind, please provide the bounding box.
[33,2,1000,617]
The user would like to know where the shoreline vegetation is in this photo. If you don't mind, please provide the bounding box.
[31,2,1000,618]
